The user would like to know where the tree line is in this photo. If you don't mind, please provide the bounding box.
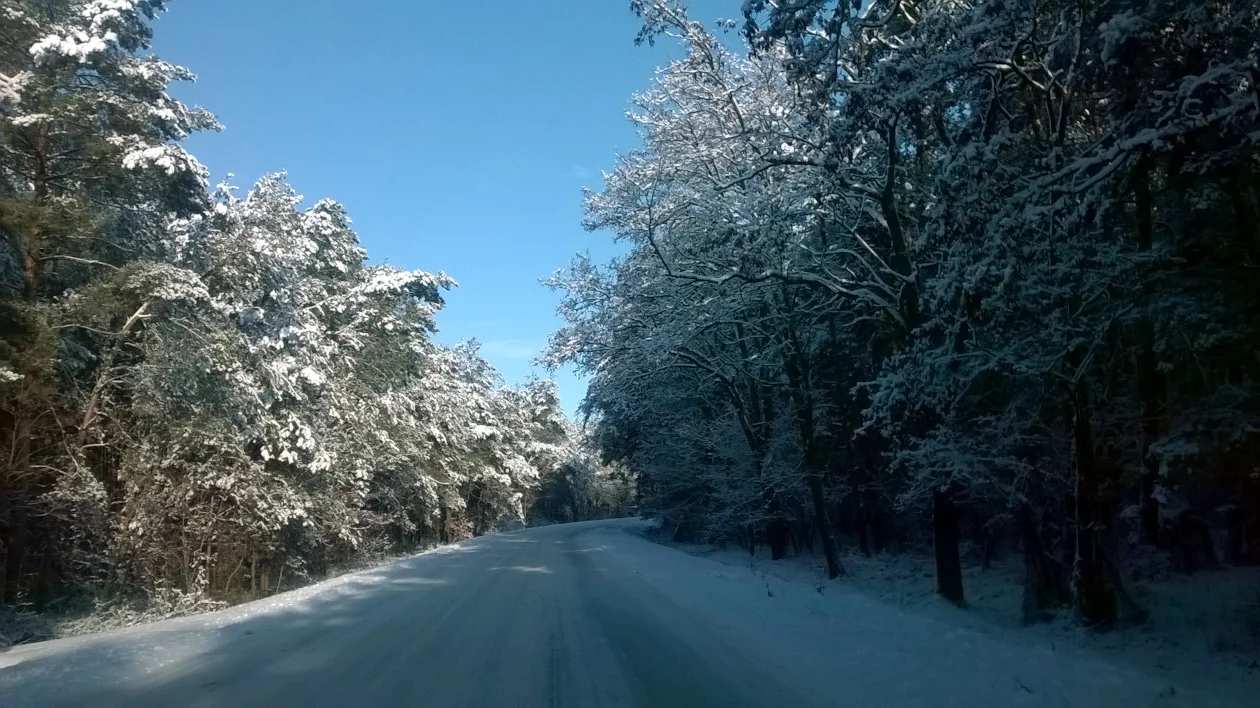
[0,0,628,617]
[548,0,1260,627]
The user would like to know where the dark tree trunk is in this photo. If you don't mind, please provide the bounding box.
[3,506,25,604]
[856,494,872,558]
[0,490,7,597]
[1226,507,1242,565]
[834,499,851,535]
[871,508,887,553]
[1223,497,1259,565]
[932,488,964,605]
[1072,380,1118,628]
[33,535,57,611]
[767,517,790,560]
[1136,395,1161,545]
[1170,512,1218,574]
[1134,163,1163,546]
[808,475,843,579]
[880,121,919,333]
[1020,504,1066,624]
[776,286,843,579]
[972,509,996,570]
[23,128,48,304]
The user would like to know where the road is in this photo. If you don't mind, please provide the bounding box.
[0,519,1248,707]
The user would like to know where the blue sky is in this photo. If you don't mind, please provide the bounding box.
[151,0,732,415]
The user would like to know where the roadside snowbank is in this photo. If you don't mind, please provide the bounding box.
[637,523,1260,705]
[0,537,491,671]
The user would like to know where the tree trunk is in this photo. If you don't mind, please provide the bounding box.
[1134,162,1163,546]
[762,483,789,560]
[856,494,872,558]
[773,282,844,579]
[32,533,56,611]
[880,120,919,334]
[1170,511,1218,574]
[1020,504,1065,624]
[933,488,964,605]
[1072,380,1118,628]
[971,509,995,570]
[3,506,25,604]
[871,507,887,553]
[23,127,49,304]
[767,516,790,560]
[808,475,843,579]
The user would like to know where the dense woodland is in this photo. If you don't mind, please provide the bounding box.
[3,0,1259,640]
[549,0,1260,628]
[0,0,631,619]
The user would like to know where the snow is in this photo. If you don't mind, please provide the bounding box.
[6,113,48,127]
[0,538,485,671]
[646,527,1260,707]
[0,520,1253,707]
[29,32,116,65]
[0,71,28,114]
[121,144,200,175]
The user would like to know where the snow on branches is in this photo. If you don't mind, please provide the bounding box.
[0,0,576,607]
[556,0,1260,619]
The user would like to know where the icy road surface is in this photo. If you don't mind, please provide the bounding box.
[0,519,1244,707]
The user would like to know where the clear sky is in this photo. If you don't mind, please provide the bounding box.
[150,0,732,415]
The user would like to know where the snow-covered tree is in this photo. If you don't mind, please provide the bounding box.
[1,0,217,605]
[0,3,573,608]
[557,0,1260,626]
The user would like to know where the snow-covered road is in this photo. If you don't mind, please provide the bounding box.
[0,519,1245,707]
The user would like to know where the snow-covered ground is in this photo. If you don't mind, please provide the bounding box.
[651,527,1260,702]
[0,546,428,649]
[1,519,1255,707]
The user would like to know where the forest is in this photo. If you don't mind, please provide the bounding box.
[0,0,631,632]
[548,0,1260,629]
[3,0,1260,653]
